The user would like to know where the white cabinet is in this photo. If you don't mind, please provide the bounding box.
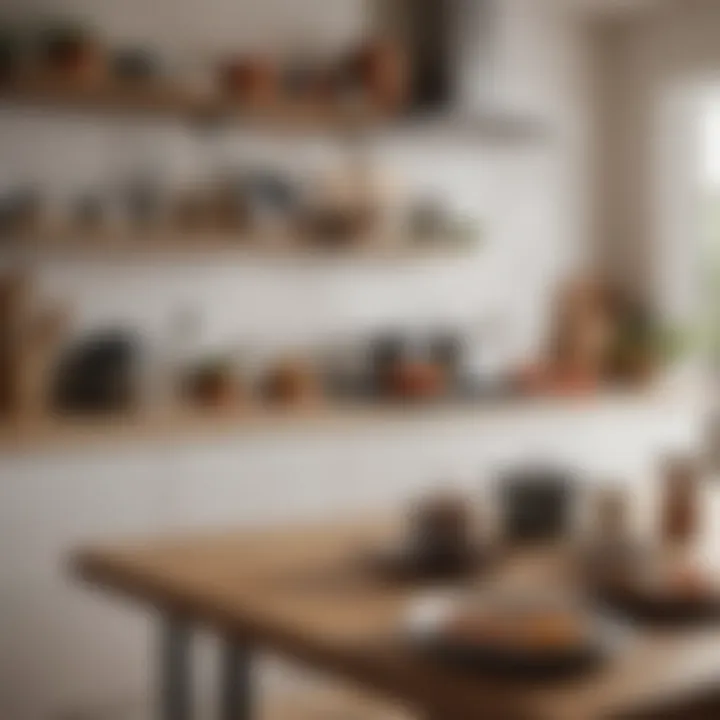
[0,399,699,719]
[0,447,171,720]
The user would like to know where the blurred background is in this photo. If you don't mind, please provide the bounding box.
[0,0,718,718]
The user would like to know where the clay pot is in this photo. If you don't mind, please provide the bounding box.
[185,367,239,409]
[660,455,700,547]
[220,56,278,104]
[352,39,408,112]
[409,493,473,565]
[173,192,212,233]
[41,30,105,84]
[386,361,445,400]
[515,363,600,398]
[551,277,615,380]
[300,204,374,247]
[261,359,320,405]
[210,187,248,231]
[283,60,337,104]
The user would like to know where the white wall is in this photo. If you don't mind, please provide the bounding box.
[0,400,701,720]
[0,0,592,366]
[0,2,616,719]
[592,0,720,315]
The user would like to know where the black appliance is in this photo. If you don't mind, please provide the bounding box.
[112,48,160,83]
[499,466,575,544]
[369,330,464,395]
[53,330,139,414]
[375,0,494,113]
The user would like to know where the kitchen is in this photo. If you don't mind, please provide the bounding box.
[0,1,715,718]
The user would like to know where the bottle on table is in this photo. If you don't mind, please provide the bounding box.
[660,455,700,548]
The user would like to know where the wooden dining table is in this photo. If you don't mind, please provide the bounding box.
[73,516,720,720]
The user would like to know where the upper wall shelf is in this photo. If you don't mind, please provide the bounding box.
[0,76,383,132]
[0,390,664,456]
[0,232,475,264]
[0,77,549,142]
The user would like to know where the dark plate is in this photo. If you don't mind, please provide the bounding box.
[422,634,606,678]
[596,586,720,625]
[404,593,628,679]
[584,548,720,625]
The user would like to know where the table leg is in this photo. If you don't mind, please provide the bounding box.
[220,641,254,720]
[160,618,193,720]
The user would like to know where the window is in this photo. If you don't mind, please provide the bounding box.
[699,93,720,363]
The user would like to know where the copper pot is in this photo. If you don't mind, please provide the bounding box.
[262,359,319,405]
[386,361,446,400]
[44,38,105,84]
[185,368,239,408]
[660,455,700,547]
[220,56,278,104]
[353,40,408,112]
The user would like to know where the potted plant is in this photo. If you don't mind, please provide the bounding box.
[111,46,160,84]
[38,21,105,83]
[183,356,241,409]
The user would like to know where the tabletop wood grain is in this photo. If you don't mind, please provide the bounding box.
[72,516,720,720]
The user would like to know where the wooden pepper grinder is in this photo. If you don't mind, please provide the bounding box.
[409,492,473,571]
[595,485,631,543]
[660,455,700,547]
[15,308,68,424]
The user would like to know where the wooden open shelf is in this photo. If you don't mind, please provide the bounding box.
[0,391,662,455]
[0,76,548,140]
[0,231,474,263]
[0,75,389,131]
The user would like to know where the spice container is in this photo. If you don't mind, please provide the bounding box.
[408,492,474,572]
[39,22,106,85]
[593,485,631,543]
[660,455,700,547]
[580,484,642,589]
[183,357,242,410]
[261,357,321,406]
[16,308,69,422]
[220,55,279,105]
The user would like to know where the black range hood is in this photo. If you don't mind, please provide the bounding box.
[373,0,548,141]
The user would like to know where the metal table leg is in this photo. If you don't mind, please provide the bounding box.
[160,618,193,720]
[220,641,254,720]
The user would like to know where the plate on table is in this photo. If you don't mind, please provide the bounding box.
[595,559,720,624]
[404,589,628,678]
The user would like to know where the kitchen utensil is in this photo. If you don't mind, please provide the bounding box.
[53,329,140,414]
[660,454,700,547]
[499,466,576,544]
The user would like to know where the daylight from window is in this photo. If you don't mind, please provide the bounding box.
[699,95,720,361]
